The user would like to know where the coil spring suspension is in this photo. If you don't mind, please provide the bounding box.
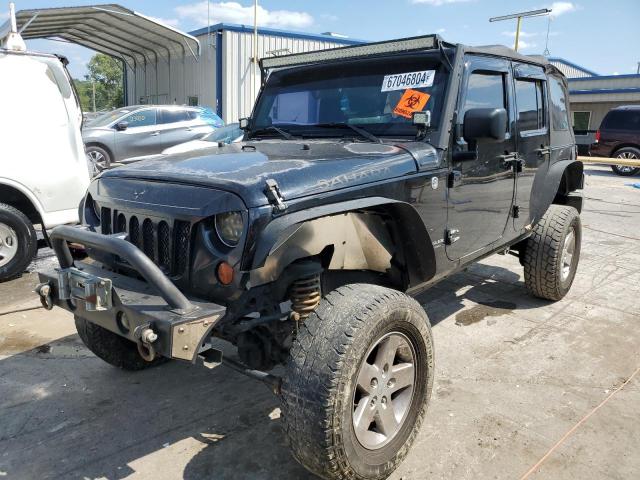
[290,273,321,322]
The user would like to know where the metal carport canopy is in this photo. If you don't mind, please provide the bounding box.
[15,4,201,102]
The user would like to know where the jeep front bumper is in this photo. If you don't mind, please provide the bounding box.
[37,225,226,363]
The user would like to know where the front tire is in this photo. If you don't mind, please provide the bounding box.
[0,203,37,282]
[523,205,581,301]
[610,147,640,176]
[75,316,168,371]
[281,284,434,480]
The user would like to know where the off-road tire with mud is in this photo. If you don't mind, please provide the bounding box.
[281,284,434,480]
[0,202,37,282]
[75,316,168,370]
[523,205,581,301]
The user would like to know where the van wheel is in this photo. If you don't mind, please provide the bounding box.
[281,284,434,480]
[610,147,640,176]
[86,145,112,172]
[74,316,169,371]
[524,205,581,301]
[0,203,37,282]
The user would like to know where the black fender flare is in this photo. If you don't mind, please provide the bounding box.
[531,159,583,222]
[248,197,437,289]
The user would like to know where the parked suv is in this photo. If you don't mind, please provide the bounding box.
[82,105,223,170]
[0,6,90,281]
[37,36,583,479]
[590,105,640,176]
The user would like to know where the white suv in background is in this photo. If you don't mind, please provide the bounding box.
[0,4,90,280]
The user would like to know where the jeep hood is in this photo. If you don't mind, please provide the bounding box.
[98,140,439,208]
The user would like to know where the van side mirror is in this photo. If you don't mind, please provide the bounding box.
[463,108,507,142]
[239,117,250,130]
[115,121,129,131]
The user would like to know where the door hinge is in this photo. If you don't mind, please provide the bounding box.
[447,170,462,188]
[264,179,287,213]
[445,228,460,245]
[512,205,520,218]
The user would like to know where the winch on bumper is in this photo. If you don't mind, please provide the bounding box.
[36,225,226,363]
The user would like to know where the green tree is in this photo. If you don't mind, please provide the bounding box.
[73,79,92,112]
[84,53,124,111]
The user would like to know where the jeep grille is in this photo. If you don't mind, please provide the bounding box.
[100,207,191,277]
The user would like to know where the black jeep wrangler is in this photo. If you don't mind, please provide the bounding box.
[37,35,583,480]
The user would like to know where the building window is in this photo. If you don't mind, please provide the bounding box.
[573,111,591,132]
[188,96,199,106]
[515,79,546,132]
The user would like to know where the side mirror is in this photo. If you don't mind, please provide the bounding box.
[115,121,128,131]
[463,108,507,142]
[239,117,250,130]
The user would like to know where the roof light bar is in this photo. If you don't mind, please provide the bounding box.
[261,34,439,71]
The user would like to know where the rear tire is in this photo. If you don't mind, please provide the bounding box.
[523,205,581,301]
[281,284,434,480]
[610,147,640,176]
[75,316,168,371]
[0,203,37,282]
[86,145,112,173]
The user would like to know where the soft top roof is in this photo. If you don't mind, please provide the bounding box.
[463,44,549,66]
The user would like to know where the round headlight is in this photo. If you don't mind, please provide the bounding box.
[214,211,244,247]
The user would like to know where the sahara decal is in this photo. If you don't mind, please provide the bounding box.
[316,165,392,189]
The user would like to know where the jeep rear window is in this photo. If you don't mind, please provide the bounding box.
[252,55,449,138]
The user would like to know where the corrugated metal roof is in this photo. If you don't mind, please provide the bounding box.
[16,4,200,69]
[188,23,364,45]
[548,57,598,78]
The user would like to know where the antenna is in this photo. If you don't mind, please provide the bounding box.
[1,2,27,51]
[543,15,552,56]
[489,8,552,52]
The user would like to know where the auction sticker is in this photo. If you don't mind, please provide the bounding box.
[393,89,431,119]
[381,70,435,92]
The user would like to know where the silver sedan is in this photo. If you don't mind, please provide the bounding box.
[82,105,223,170]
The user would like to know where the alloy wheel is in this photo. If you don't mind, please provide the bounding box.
[87,150,107,171]
[560,227,576,282]
[352,332,416,450]
[0,222,19,268]
[616,151,639,174]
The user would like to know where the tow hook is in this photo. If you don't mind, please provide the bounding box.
[135,326,158,362]
[35,282,54,310]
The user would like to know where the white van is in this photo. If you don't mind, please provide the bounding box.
[0,3,90,280]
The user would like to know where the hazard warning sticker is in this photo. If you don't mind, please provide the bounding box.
[381,70,435,92]
[393,89,431,119]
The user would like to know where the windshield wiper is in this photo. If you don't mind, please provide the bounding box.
[250,125,295,140]
[314,123,382,144]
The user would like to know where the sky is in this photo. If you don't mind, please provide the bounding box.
[4,0,639,79]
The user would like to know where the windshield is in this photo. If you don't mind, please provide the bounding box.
[252,54,449,139]
[203,123,243,143]
[86,107,134,127]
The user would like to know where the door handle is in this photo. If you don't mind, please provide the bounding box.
[535,146,551,157]
[499,152,518,169]
[150,131,160,136]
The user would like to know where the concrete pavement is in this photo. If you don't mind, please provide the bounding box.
[0,165,639,479]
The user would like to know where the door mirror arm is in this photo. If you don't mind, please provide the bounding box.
[451,135,478,162]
